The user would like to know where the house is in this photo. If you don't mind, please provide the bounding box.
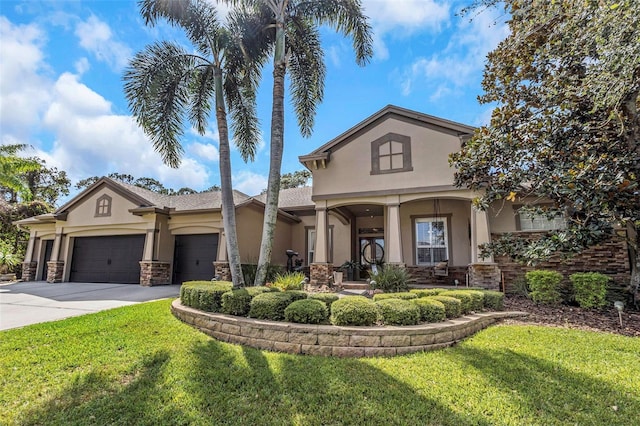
[17,105,631,290]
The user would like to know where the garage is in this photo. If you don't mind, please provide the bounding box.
[70,235,145,283]
[173,234,219,284]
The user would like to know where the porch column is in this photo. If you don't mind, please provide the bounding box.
[21,232,38,281]
[470,207,493,262]
[47,228,65,283]
[217,230,227,262]
[386,199,403,265]
[310,202,332,287]
[143,228,156,261]
[214,230,231,282]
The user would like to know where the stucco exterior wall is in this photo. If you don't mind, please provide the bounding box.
[235,207,294,266]
[311,116,462,199]
[64,187,147,227]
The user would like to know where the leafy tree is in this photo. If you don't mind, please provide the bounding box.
[0,200,51,273]
[280,170,311,189]
[76,173,199,196]
[124,0,265,287]
[22,159,70,207]
[229,0,372,285]
[450,0,640,303]
[0,144,41,203]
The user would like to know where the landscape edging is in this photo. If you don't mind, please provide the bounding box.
[171,299,529,357]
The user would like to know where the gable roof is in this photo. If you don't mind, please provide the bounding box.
[254,186,313,210]
[298,105,475,169]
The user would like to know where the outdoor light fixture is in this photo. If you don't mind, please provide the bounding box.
[614,301,624,328]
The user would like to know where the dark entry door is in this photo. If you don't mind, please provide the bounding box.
[173,234,219,284]
[41,240,54,280]
[70,235,145,283]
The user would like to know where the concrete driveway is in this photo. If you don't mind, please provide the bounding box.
[0,281,180,331]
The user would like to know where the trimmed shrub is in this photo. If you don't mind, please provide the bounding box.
[372,292,418,301]
[442,291,473,314]
[368,265,412,292]
[430,288,453,295]
[526,270,563,304]
[412,298,446,323]
[376,299,420,326]
[220,286,277,317]
[428,295,463,318]
[272,271,306,291]
[570,272,609,309]
[481,290,505,311]
[308,293,339,309]
[449,290,484,312]
[180,281,233,312]
[409,289,441,298]
[330,296,379,326]
[284,299,328,324]
[249,292,296,321]
[284,290,308,302]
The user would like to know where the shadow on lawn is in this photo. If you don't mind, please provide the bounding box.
[185,340,491,426]
[20,350,190,425]
[455,347,639,425]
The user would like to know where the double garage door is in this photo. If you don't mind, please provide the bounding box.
[70,235,145,284]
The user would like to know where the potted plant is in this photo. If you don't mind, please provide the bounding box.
[339,260,360,282]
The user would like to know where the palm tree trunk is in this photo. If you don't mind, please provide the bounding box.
[254,16,286,286]
[214,67,245,287]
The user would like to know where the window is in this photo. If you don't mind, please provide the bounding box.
[415,217,449,265]
[517,211,566,231]
[371,133,412,174]
[306,226,333,265]
[95,194,112,217]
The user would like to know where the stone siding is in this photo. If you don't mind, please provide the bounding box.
[468,263,502,290]
[139,261,171,286]
[214,262,231,281]
[310,263,333,287]
[171,299,528,358]
[46,261,64,283]
[406,266,468,286]
[21,261,37,281]
[494,232,631,300]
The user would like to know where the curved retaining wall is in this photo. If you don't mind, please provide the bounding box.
[171,299,528,357]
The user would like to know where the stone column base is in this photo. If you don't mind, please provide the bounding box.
[21,261,37,281]
[214,261,231,282]
[468,263,502,290]
[139,261,171,286]
[46,261,64,283]
[310,263,333,287]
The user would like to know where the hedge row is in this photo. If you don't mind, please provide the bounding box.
[525,270,610,308]
[180,282,505,327]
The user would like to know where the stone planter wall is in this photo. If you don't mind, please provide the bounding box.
[171,299,528,357]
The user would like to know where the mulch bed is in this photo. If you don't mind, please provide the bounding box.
[503,296,640,337]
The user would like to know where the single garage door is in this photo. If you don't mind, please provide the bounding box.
[173,234,218,284]
[70,235,145,284]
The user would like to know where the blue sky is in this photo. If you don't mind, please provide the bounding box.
[0,0,508,200]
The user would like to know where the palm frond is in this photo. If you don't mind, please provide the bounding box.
[189,65,216,135]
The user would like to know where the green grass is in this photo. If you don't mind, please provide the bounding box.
[1,300,638,425]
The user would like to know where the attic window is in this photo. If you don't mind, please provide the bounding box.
[371,133,413,175]
[95,194,112,217]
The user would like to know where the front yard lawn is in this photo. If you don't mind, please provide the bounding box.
[1,299,638,425]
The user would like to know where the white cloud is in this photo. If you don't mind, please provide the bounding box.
[0,17,52,139]
[398,5,509,96]
[74,57,90,75]
[233,170,268,196]
[190,142,220,162]
[74,15,132,71]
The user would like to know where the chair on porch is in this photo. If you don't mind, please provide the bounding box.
[433,260,449,277]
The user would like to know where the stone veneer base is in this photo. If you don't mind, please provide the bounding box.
[171,299,528,358]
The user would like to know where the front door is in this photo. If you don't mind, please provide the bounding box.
[359,237,384,279]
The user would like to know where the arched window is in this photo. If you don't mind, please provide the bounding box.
[371,133,413,174]
[95,194,112,217]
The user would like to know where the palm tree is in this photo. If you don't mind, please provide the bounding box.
[227,0,373,285]
[0,144,41,203]
[124,0,265,287]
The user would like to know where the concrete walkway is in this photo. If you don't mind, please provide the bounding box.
[0,281,180,331]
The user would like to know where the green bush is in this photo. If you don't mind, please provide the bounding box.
[430,288,453,295]
[448,290,484,312]
[372,292,418,301]
[409,289,441,298]
[220,286,273,316]
[428,295,463,318]
[376,299,420,326]
[570,272,609,309]
[412,298,446,323]
[180,281,233,312]
[249,292,296,321]
[272,271,306,291]
[330,296,379,326]
[284,290,308,302]
[284,299,328,324]
[368,265,412,292]
[442,291,473,314]
[308,293,339,309]
[481,290,505,311]
[526,270,563,304]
